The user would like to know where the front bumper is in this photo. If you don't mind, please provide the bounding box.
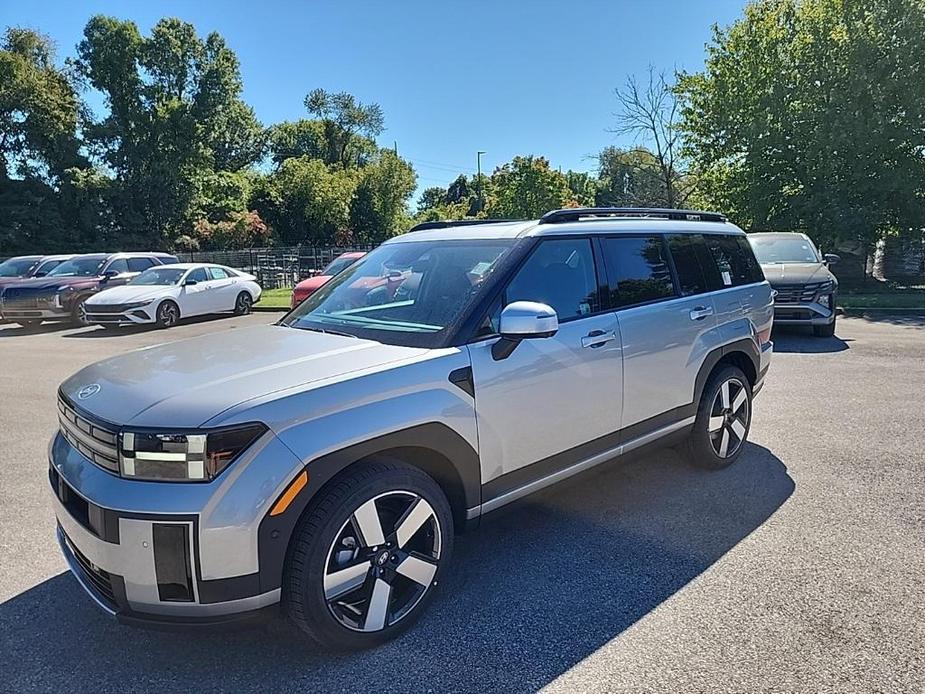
[49,427,304,627]
[771,299,836,326]
[0,307,70,320]
[83,306,155,325]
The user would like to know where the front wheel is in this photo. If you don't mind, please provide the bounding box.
[285,461,453,650]
[72,300,90,327]
[233,291,253,315]
[155,300,180,328]
[682,365,752,470]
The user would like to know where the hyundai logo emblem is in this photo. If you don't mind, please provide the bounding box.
[76,384,101,400]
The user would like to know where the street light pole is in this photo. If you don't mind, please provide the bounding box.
[476,151,486,213]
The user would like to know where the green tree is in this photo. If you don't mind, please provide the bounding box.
[304,88,384,169]
[596,146,677,207]
[485,156,574,219]
[349,150,417,243]
[679,0,925,255]
[75,16,265,248]
[252,156,358,245]
[565,170,598,207]
[0,28,83,180]
[417,186,447,213]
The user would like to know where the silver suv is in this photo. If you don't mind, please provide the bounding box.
[50,208,773,649]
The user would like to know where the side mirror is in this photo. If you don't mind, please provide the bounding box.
[100,270,117,284]
[183,279,198,286]
[492,301,558,360]
[34,271,48,278]
[823,253,840,265]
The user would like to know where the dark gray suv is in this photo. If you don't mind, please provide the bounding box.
[748,232,840,337]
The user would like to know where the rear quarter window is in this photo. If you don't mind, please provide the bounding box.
[703,234,764,288]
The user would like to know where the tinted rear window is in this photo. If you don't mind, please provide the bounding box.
[601,236,675,308]
[703,234,765,288]
[667,234,709,296]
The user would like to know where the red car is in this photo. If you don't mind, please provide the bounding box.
[290,252,366,308]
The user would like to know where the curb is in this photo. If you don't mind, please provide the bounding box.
[254,305,288,313]
[839,306,925,316]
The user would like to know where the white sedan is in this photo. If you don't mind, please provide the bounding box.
[82,263,262,328]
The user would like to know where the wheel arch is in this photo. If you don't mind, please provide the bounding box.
[256,423,480,594]
[693,338,759,407]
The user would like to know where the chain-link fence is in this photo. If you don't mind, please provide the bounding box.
[177,245,375,289]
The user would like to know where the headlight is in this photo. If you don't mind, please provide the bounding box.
[816,293,831,308]
[122,301,154,310]
[119,423,267,482]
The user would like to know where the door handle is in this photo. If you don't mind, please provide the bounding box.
[689,306,714,321]
[581,330,617,349]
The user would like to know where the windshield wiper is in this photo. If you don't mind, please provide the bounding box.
[291,324,358,339]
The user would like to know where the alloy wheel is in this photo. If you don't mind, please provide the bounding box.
[708,378,749,458]
[159,303,179,327]
[323,491,442,633]
[236,293,253,314]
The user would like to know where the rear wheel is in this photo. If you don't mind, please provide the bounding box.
[233,291,253,315]
[285,461,453,650]
[155,300,180,328]
[682,365,752,470]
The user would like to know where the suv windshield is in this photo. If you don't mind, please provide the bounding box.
[0,257,38,277]
[749,235,819,264]
[283,240,513,345]
[323,255,361,277]
[47,256,107,277]
[130,267,186,285]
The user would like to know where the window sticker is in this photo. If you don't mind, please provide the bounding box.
[722,270,732,286]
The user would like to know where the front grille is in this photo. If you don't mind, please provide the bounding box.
[62,530,116,605]
[1,287,53,310]
[58,394,120,473]
[773,281,831,305]
[86,304,129,314]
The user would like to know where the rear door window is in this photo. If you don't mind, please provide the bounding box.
[667,234,709,296]
[601,236,676,308]
[127,257,156,272]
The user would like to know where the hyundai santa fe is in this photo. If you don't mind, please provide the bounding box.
[49,207,773,649]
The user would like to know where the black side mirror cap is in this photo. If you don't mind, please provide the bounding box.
[823,253,840,265]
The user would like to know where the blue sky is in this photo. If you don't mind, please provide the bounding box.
[3,0,746,200]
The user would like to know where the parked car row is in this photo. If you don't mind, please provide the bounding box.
[0,252,262,329]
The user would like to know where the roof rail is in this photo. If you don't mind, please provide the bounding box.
[409,219,521,232]
[538,207,727,224]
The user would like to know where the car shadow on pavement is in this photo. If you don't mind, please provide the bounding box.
[0,321,76,338]
[771,326,851,353]
[853,312,925,328]
[0,444,793,693]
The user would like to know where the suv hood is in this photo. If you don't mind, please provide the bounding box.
[759,262,834,285]
[86,284,170,305]
[60,325,428,428]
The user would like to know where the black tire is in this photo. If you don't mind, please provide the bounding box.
[233,291,253,315]
[155,300,180,328]
[682,365,752,470]
[284,460,453,650]
[71,299,89,327]
[813,317,836,337]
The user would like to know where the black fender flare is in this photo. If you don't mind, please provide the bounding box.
[256,423,480,595]
[693,338,760,408]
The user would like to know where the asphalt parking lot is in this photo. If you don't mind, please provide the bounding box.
[1,313,923,693]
